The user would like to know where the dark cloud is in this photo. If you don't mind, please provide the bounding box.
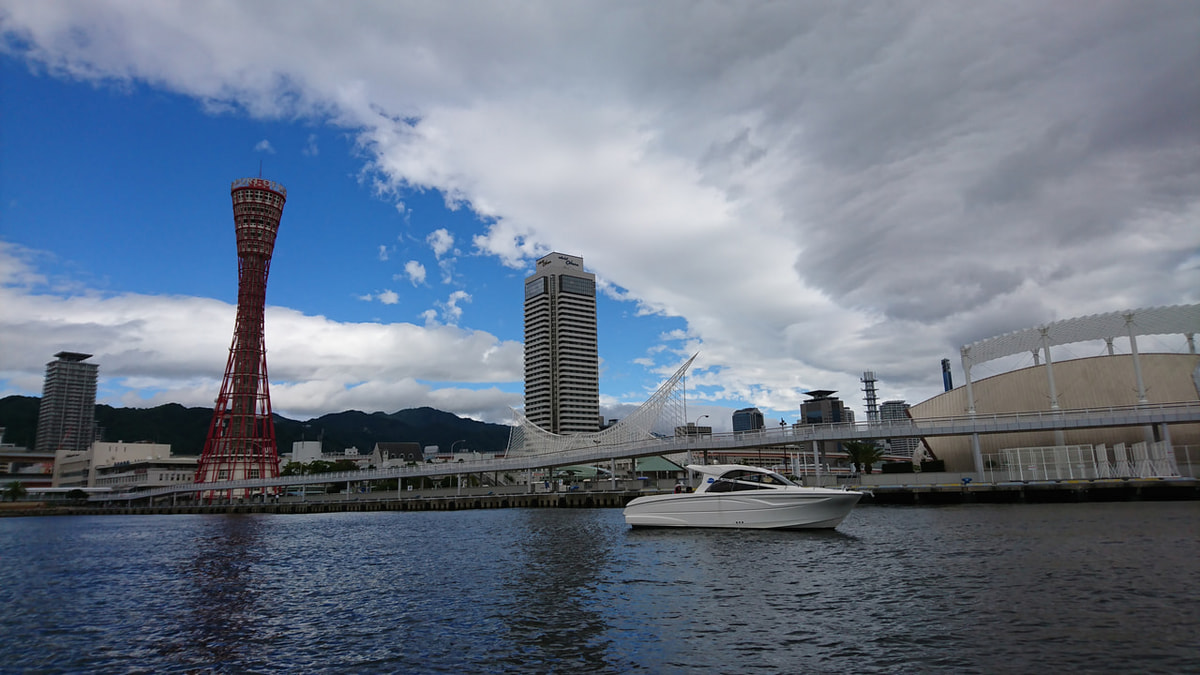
[1,0,1196,418]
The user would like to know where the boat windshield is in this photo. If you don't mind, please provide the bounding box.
[706,469,798,492]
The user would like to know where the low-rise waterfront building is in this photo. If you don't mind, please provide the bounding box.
[373,442,423,468]
[53,441,173,488]
[94,456,199,490]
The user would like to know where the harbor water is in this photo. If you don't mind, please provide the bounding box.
[1,502,1197,674]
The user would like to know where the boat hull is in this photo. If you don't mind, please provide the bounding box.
[623,490,861,530]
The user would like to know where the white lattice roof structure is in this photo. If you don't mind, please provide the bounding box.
[962,303,1200,367]
[506,354,696,457]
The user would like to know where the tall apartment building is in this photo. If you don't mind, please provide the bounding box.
[34,352,98,454]
[880,400,920,457]
[523,252,600,434]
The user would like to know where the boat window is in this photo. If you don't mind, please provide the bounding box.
[707,479,735,492]
[731,480,769,491]
[760,472,797,486]
[715,469,797,488]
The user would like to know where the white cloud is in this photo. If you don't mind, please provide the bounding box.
[425,228,457,283]
[402,260,426,286]
[254,139,275,154]
[1,1,1197,421]
[438,290,471,325]
[377,245,389,261]
[0,245,522,420]
[302,133,318,156]
[357,290,399,305]
[427,228,454,258]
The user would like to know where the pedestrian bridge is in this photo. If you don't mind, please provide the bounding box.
[93,400,1200,503]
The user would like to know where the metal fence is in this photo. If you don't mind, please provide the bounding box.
[984,441,1180,482]
[1173,445,1198,478]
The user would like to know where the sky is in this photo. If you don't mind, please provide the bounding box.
[1,1,1198,432]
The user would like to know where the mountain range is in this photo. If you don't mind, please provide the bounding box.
[0,395,512,457]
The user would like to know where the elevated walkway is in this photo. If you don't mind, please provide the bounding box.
[88,401,1200,504]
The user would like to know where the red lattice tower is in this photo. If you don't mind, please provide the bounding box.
[195,177,287,499]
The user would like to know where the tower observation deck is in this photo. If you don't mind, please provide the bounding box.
[195,178,287,497]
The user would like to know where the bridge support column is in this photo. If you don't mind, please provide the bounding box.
[1126,313,1148,404]
[1040,328,1066,445]
[961,347,976,414]
[971,433,984,481]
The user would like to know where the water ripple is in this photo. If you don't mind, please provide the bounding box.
[1,502,1197,673]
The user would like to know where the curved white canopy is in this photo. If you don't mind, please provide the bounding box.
[962,303,1199,367]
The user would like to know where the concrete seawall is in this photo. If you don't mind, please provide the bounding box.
[862,477,1200,505]
[1,491,642,517]
[2,478,1197,517]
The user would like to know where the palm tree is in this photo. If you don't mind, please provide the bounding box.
[842,440,885,474]
[3,481,27,502]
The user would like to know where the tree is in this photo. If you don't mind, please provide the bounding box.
[331,459,359,472]
[842,440,885,474]
[280,461,305,476]
[66,489,89,504]
[3,481,27,502]
[307,460,335,475]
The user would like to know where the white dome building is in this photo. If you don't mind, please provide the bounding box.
[910,304,1200,475]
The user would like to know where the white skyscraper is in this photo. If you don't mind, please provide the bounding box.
[523,252,600,434]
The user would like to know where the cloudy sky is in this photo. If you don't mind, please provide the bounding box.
[1,1,1197,430]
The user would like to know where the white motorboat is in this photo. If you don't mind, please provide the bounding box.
[624,464,861,530]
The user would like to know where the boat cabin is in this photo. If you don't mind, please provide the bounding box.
[696,466,798,492]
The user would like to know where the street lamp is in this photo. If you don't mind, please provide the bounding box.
[694,414,710,465]
[451,439,466,454]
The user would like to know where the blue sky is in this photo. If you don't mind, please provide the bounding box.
[1,2,1197,430]
[0,53,693,422]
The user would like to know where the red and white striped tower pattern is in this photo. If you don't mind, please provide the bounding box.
[195,177,287,498]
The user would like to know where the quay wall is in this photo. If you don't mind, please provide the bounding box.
[863,477,1200,505]
[1,478,1197,517]
[1,491,641,517]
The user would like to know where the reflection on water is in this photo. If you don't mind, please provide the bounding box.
[0,502,1197,673]
[498,509,619,672]
[170,516,269,671]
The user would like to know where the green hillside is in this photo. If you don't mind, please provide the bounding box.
[0,396,511,457]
